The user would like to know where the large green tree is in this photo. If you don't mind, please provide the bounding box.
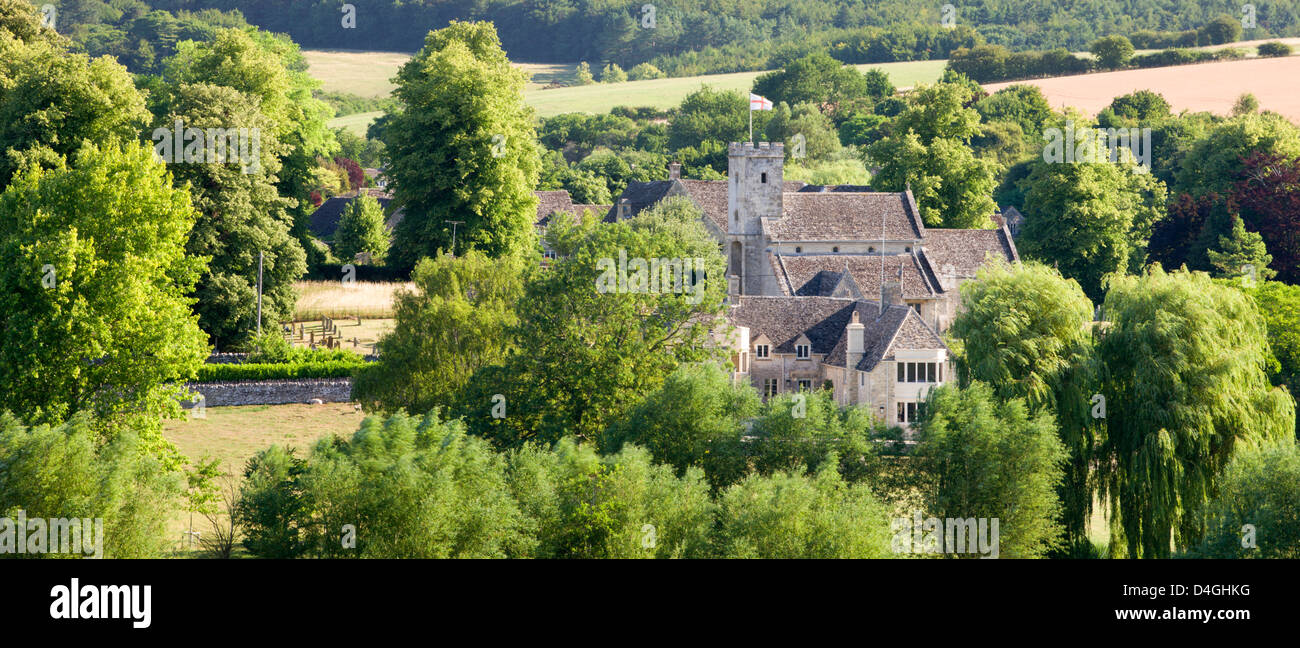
[0,141,208,460]
[950,261,1099,551]
[334,194,390,263]
[712,460,893,559]
[352,249,528,415]
[151,82,304,349]
[383,22,540,268]
[455,197,727,447]
[1097,268,1295,557]
[1016,151,1166,301]
[912,382,1068,558]
[162,28,338,264]
[867,82,998,228]
[0,30,149,189]
[601,362,759,489]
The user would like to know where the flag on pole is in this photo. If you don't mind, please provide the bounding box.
[748,93,772,141]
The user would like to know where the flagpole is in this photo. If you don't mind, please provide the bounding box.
[749,104,753,143]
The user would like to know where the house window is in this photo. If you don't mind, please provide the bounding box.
[897,362,941,383]
[832,246,839,253]
[910,303,921,314]
[897,401,922,424]
[761,172,768,183]
[868,246,875,253]
[755,344,770,359]
[905,246,912,252]
[859,373,866,386]
[764,379,779,398]
[797,379,812,391]
[796,344,810,359]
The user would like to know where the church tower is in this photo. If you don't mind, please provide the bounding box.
[727,142,784,296]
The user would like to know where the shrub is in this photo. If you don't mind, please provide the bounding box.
[0,413,181,558]
[600,63,627,83]
[195,360,366,382]
[626,62,665,80]
[1258,42,1293,57]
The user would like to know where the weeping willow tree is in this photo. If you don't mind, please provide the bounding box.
[1096,267,1295,558]
[949,261,1100,555]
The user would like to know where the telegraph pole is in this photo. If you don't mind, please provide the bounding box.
[445,220,465,257]
[256,250,264,335]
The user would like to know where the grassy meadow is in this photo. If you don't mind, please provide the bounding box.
[312,50,948,130]
[293,279,410,320]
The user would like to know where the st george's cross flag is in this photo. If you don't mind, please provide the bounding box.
[749,93,773,111]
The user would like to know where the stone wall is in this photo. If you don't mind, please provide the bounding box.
[181,378,353,407]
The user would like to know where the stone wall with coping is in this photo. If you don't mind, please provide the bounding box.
[181,378,353,407]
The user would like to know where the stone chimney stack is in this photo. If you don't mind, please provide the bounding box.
[880,267,904,317]
[846,309,866,403]
[668,161,681,180]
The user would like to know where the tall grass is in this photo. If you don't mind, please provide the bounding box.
[293,280,411,320]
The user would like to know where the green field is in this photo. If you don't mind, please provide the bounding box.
[329,110,385,136]
[312,50,947,129]
[523,60,948,116]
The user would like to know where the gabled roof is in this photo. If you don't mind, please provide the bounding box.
[921,226,1019,278]
[535,190,575,227]
[764,191,925,242]
[796,184,873,192]
[729,296,946,372]
[677,179,729,233]
[605,179,730,231]
[775,253,941,300]
[604,180,678,222]
[308,190,395,239]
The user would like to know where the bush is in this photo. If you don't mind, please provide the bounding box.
[1090,35,1134,69]
[0,413,181,558]
[1190,443,1300,558]
[574,61,594,85]
[600,63,627,83]
[195,360,367,382]
[1258,42,1294,57]
[626,62,665,80]
[243,331,363,364]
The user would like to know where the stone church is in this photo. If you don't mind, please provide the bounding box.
[548,141,1019,427]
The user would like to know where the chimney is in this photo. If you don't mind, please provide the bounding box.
[617,198,631,220]
[668,161,681,180]
[991,211,1005,227]
[880,266,904,316]
[846,309,866,403]
[847,310,865,355]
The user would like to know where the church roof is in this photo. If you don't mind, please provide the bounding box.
[921,226,1019,278]
[774,253,942,300]
[764,192,925,242]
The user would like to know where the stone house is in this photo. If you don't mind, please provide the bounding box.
[606,141,1018,424]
